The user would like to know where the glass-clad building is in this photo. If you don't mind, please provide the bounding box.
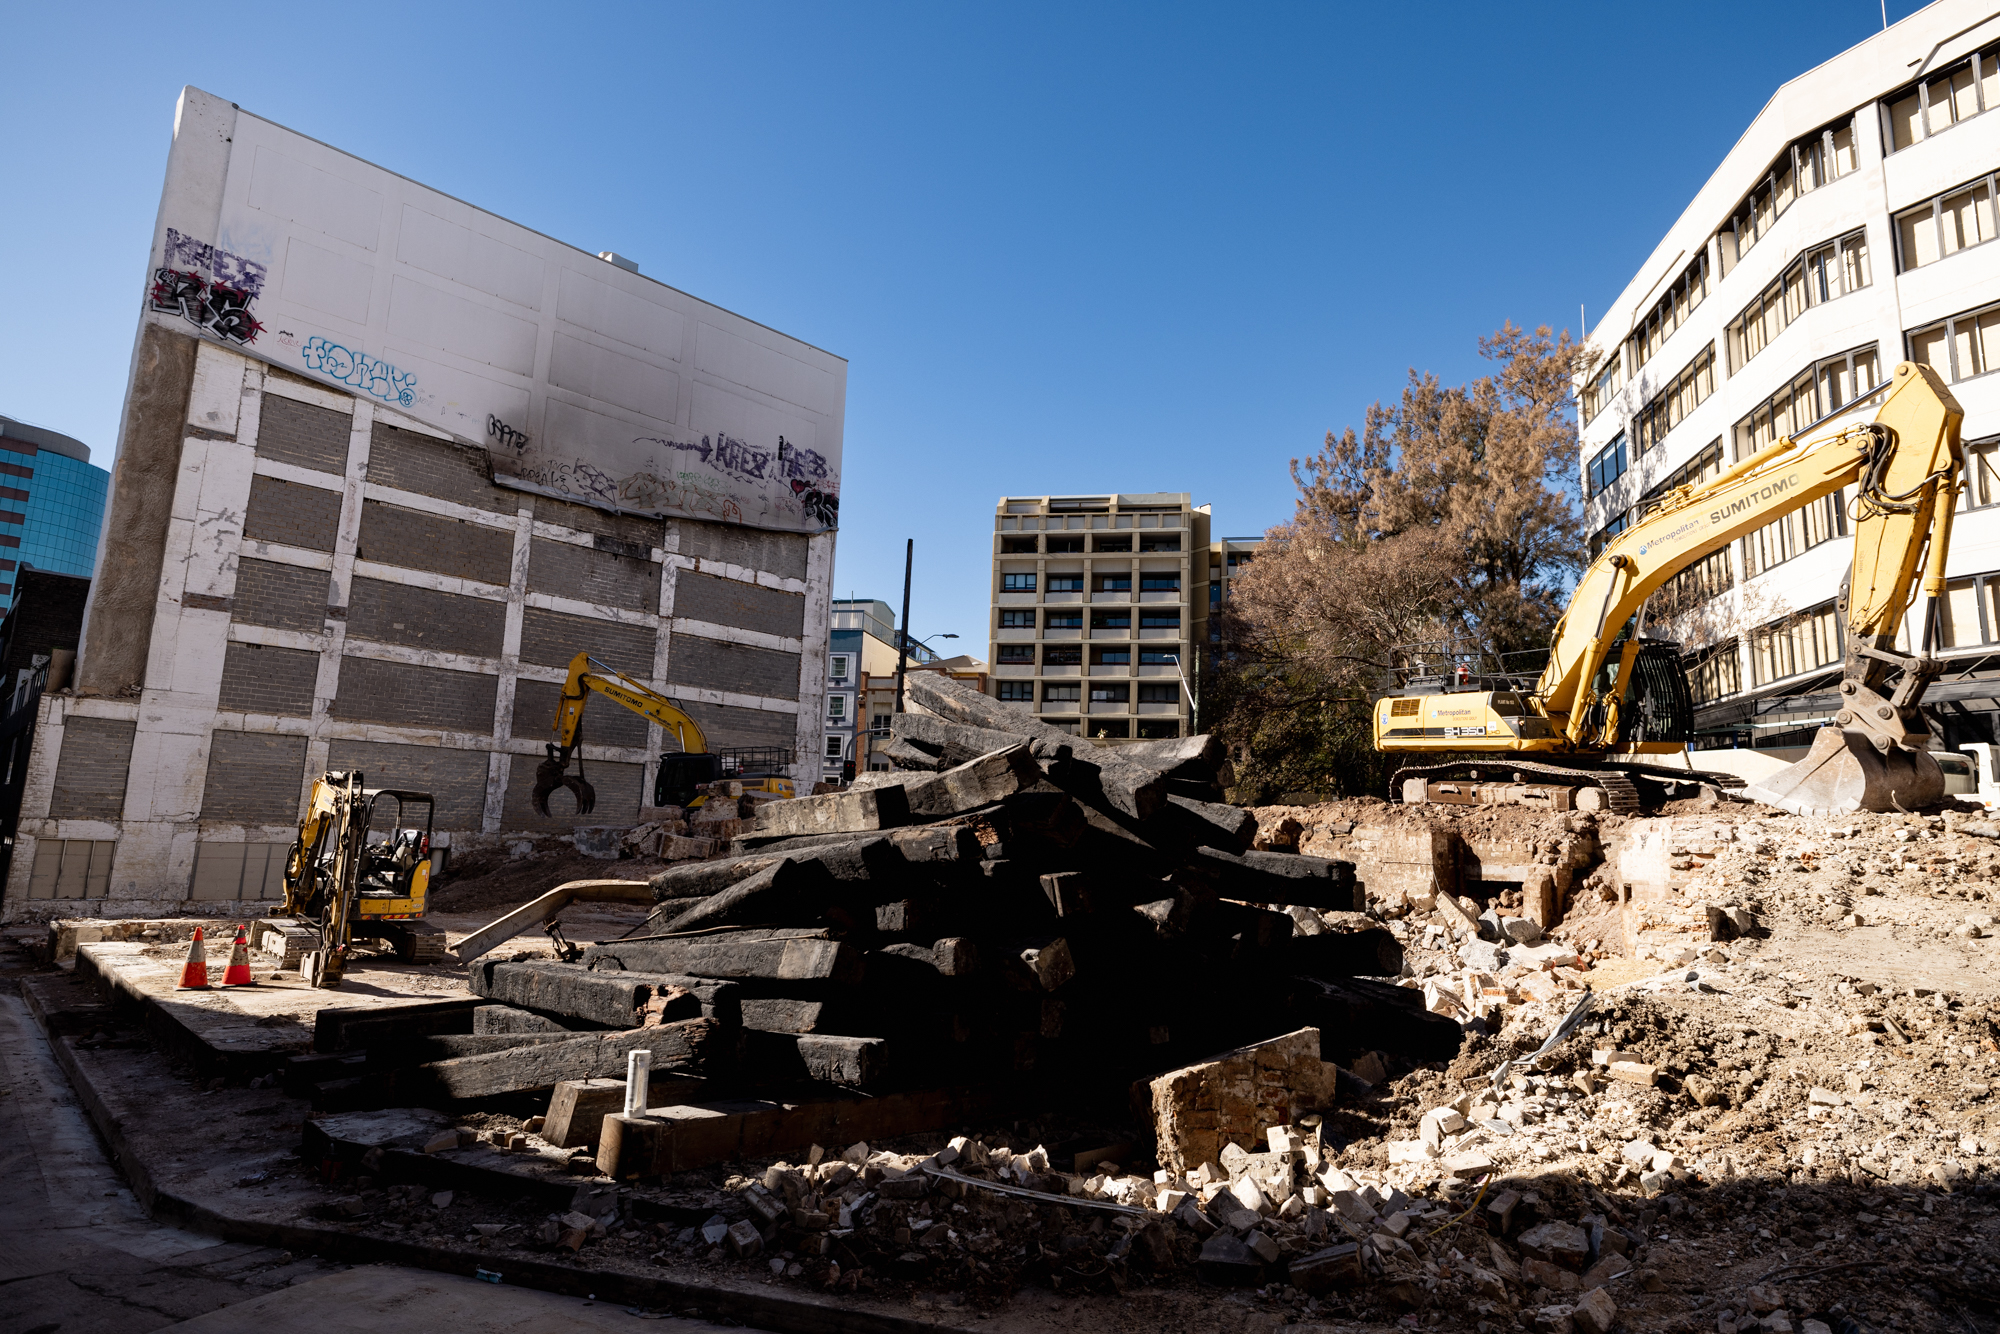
[0,417,110,612]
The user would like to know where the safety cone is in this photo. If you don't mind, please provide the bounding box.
[176,927,210,990]
[221,924,254,987]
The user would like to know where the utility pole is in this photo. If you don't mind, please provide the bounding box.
[893,538,914,715]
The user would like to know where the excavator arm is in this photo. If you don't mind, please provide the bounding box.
[532,652,710,817]
[1541,360,1963,812]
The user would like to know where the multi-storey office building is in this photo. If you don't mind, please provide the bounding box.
[0,417,111,614]
[1581,1,2000,749]
[989,493,1207,741]
[1205,536,1265,642]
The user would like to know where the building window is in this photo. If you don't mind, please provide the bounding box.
[1886,45,2000,152]
[1045,611,1083,629]
[1960,438,2000,511]
[824,735,845,759]
[1139,574,1180,591]
[1751,602,1842,685]
[1226,550,1254,568]
[1586,434,1627,498]
[1742,492,1845,577]
[1137,682,1179,703]
[1587,510,1630,558]
[997,681,1035,702]
[999,610,1036,628]
[1138,647,1181,665]
[1092,535,1134,553]
[1138,535,1181,552]
[1136,720,1180,739]
[1632,344,1714,459]
[829,654,851,682]
[826,693,849,723]
[1047,575,1085,592]
[1043,644,1082,665]
[1727,229,1871,371]
[1001,536,1038,554]
[1042,683,1081,703]
[1001,573,1036,592]
[1139,610,1181,628]
[1908,299,2000,384]
[1733,344,1879,460]
[1091,647,1131,665]
[1583,353,1623,423]
[997,644,1034,664]
[1086,719,1130,739]
[1089,684,1129,703]
[1047,535,1085,553]
[1095,574,1132,592]
[1640,440,1725,510]
[1625,251,1711,373]
[1686,640,1742,705]
[1717,115,1858,275]
[1895,173,1998,273]
[1091,610,1131,629]
[1655,547,1735,620]
[1936,569,2000,649]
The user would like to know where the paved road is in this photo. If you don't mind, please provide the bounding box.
[0,938,720,1334]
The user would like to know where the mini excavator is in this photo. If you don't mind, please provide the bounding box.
[530,651,795,816]
[1375,360,1966,816]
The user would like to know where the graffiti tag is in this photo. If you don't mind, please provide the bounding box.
[486,414,530,452]
[151,269,265,346]
[300,337,417,407]
[790,478,839,527]
[776,436,829,481]
[633,431,776,483]
[163,228,266,296]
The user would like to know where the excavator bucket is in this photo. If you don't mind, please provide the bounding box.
[531,757,597,817]
[1740,725,1945,816]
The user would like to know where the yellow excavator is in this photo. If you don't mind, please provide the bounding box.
[530,651,795,816]
[263,771,440,987]
[1375,360,1964,817]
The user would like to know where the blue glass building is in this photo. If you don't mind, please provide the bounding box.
[0,417,110,612]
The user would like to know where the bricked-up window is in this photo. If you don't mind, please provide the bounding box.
[1727,230,1871,371]
[1042,645,1082,665]
[998,610,1035,628]
[997,681,1034,701]
[1753,602,1843,685]
[1625,251,1711,374]
[1885,44,2000,152]
[1685,640,1743,705]
[1733,344,1880,460]
[996,644,1034,664]
[1895,172,1999,272]
[1717,115,1858,276]
[1000,573,1036,592]
[1137,682,1179,703]
[1632,344,1715,459]
[1586,434,1627,498]
[1583,352,1623,423]
[1909,299,2000,385]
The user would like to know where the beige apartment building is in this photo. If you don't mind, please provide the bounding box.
[988,494,1207,740]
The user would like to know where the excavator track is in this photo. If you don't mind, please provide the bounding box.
[1389,759,1747,813]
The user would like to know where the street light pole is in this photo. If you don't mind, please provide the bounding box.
[894,538,914,715]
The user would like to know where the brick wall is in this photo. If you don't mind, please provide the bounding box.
[518,606,657,672]
[500,752,642,831]
[355,500,513,585]
[673,571,805,638]
[510,677,650,749]
[526,538,657,613]
[666,633,800,700]
[49,717,137,819]
[324,739,491,829]
[330,658,497,733]
[231,559,332,633]
[200,732,308,823]
[369,423,514,513]
[255,395,351,474]
[533,494,662,548]
[669,518,809,582]
[680,699,803,751]
[346,577,507,658]
[217,641,319,716]
[243,475,342,552]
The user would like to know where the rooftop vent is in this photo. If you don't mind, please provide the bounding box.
[598,252,640,273]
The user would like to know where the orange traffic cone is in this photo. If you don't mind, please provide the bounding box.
[221,924,254,987]
[176,927,210,990]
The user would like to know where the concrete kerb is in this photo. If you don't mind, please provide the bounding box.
[18,974,976,1334]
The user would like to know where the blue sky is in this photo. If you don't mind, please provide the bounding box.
[0,1,1930,647]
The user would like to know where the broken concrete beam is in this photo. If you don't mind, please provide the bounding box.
[580,928,865,988]
[328,1020,724,1107]
[544,1077,629,1148]
[468,960,724,1029]
[650,852,786,902]
[313,998,482,1053]
[900,744,1041,820]
[1288,923,1404,979]
[365,1033,583,1067]
[751,786,910,838]
[449,880,654,963]
[1192,846,1360,911]
[1285,976,1463,1063]
[1154,796,1256,853]
[1118,732,1225,780]
[1149,1027,1339,1177]
[889,711,1070,769]
[739,998,832,1034]
[741,1031,890,1088]
[473,1005,570,1035]
[659,858,844,934]
[876,735,946,770]
[1039,871,1094,917]
[873,899,944,938]
[596,1111,669,1179]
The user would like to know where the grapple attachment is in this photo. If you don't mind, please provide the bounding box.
[531,755,597,817]
[1740,725,1945,816]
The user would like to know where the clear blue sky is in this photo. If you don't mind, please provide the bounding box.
[0,0,1928,648]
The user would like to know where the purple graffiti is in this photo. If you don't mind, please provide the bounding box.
[777,436,828,481]
[634,431,774,483]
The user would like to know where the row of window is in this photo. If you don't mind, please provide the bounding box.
[1585,434,1627,499]
[1717,116,1858,280]
[996,644,1183,666]
[1624,251,1712,379]
[998,609,1182,629]
[996,681,1182,704]
[1583,353,1623,424]
[1895,170,1999,273]
[1000,573,1181,592]
[1000,534,1183,554]
[1886,44,2000,153]
[1726,228,1870,373]
[1732,344,1880,462]
[1632,344,1715,459]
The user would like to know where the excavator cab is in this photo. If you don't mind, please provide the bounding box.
[655,751,723,808]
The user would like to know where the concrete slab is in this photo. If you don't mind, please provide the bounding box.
[152,1264,726,1332]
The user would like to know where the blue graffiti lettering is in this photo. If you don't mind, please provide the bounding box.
[776,436,828,480]
[301,337,417,407]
